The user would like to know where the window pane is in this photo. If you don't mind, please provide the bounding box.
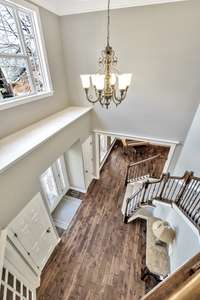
[29,290,32,300]
[57,158,67,191]
[0,57,33,99]
[19,11,44,93]
[1,268,6,282]
[7,272,14,288]
[40,167,59,209]
[16,279,21,294]
[23,285,27,297]
[6,288,13,300]
[0,4,21,55]
[0,284,4,300]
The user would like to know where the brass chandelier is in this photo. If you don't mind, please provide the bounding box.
[80,0,132,109]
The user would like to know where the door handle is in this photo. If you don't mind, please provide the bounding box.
[85,170,89,173]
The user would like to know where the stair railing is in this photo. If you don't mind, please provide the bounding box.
[124,185,145,223]
[125,154,161,185]
[124,171,200,230]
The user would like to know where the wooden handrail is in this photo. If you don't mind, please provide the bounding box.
[126,141,149,147]
[125,154,161,185]
[160,171,193,181]
[124,170,200,231]
[128,154,160,168]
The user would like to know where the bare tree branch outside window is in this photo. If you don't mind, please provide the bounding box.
[0,1,46,102]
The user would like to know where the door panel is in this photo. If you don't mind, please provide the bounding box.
[9,194,58,271]
[82,136,94,189]
[40,166,59,211]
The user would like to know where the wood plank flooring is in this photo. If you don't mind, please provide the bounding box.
[37,144,168,300]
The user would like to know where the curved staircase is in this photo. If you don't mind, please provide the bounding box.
[123,158,200,230]
[122,155,200,299]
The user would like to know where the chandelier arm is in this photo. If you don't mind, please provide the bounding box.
[100,97,105,107]
[85,89,103,104]
[112,95,119,106]
[112,95,122,106]
[113,88,128,103]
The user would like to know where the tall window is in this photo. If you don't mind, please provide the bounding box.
[40,156,69,213]
[0,0,52,108]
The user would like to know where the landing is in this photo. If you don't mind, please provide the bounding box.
[38,144,164,300]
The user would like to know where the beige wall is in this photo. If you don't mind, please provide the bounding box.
[175,104,200,176]
[60,0,200,146]
[0,112,91,228]
[0,6,69,139]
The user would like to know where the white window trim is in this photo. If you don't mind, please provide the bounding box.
[40,155,69,213]
[0,0,53,111]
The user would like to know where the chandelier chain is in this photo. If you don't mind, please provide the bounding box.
[107,0,111,46]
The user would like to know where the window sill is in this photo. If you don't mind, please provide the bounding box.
[0,91,54,111]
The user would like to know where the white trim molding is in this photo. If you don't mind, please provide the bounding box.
[93,130,180,146]
[31,0,187,16]
[0,229,7,283]
[93,129,180,179]
[69,186,87,194]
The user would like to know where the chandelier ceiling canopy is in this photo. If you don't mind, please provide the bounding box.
[80,0,132,109]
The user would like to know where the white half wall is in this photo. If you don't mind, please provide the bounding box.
[0,112,91,228]
[153,202,200,273]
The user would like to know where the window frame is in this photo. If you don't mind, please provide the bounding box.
[0,0,53,110]
[40,156,69,213]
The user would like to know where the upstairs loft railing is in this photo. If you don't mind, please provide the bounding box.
[125,154,166,185]
[124,171,200,231]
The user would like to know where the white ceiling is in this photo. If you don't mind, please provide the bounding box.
[31,0,187,16]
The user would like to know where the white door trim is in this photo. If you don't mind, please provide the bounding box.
[0,229,7,282]
[93,130,180,179]
[82,135,94,191]
[99,138,116,171]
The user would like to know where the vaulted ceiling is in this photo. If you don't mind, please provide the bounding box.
[31,0,187,16]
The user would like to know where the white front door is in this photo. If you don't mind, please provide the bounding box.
[9,193,58,271]
[40,156,70,212]
[82,136,94,190]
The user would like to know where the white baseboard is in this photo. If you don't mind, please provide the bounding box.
[69,186,87,194]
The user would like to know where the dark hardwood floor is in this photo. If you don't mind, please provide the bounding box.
[37,144,168,300]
